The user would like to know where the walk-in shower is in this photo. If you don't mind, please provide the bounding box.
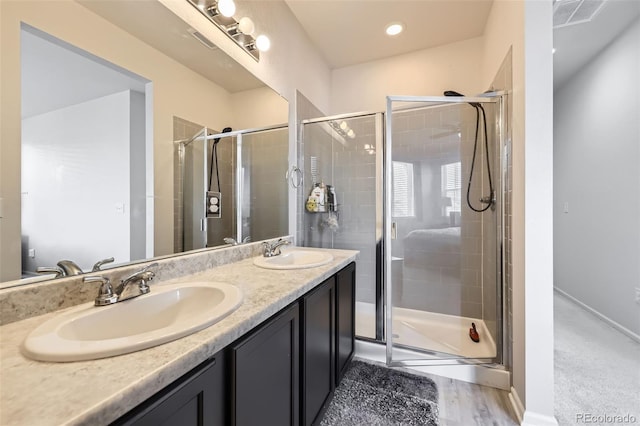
[299,93,507,366]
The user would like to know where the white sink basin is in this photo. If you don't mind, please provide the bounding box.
[21,281,242,362]
[253,249,333,270]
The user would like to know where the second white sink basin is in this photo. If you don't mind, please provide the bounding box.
[21,281,242,362]
[253,249,333,270]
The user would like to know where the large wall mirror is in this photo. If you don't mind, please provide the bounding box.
[1,0,289,287]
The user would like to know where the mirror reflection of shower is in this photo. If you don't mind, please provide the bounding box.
[175,120,289,252]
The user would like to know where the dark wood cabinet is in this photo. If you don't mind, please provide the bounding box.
[114,262,355,426]
[230,303,300,426]
[301,276,335,426]
[112,352,227,426]
[335,262,356,385]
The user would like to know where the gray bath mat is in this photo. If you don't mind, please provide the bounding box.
[321,360,439,426]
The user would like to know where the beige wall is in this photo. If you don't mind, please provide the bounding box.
[160,0,332,114]
[330,36,485,114]
[0,1,286,280]
[230,87,289,130]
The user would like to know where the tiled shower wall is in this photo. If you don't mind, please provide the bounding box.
[296,92,379,309]
[299,116,379,306]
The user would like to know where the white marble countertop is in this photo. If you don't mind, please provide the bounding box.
[0,248,358,426]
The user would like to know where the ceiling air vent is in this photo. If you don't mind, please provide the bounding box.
[187,28,217,50]
[553,0,607,28]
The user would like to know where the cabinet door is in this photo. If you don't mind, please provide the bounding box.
[336,262,356,385]
[302,276,335,426]
[230,303,300,426]
[113,352,227,426]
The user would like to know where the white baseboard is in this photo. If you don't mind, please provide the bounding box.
[355,340,511,390]
[554,287,640,343]
[522,411,559,426]
[509,387,559,426]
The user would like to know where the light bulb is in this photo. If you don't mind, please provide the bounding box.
[217,0,235,17]
[385,23,403,36]
[340,121,348,130]
[238,17,255,35]
[347,129,355,139]
[255,34,270,52]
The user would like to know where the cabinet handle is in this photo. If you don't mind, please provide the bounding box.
[391,222,398,240]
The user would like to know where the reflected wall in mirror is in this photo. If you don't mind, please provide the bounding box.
[1,0,289,288]
[20,24,153,282]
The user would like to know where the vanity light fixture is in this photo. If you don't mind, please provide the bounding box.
[385,22,404,36]
[246,34,271,53]
[188,0,267,61]
[238,17,255,35]
[255,35,271,52]
[217,0,236,17]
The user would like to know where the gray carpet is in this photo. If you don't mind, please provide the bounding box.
[321,360,439,426]
[554,292,640,425]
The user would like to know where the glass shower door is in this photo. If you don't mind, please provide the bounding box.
[385,95,504,366]
[182,128,208,251]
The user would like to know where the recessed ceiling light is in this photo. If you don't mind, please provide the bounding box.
[385,22,404,36]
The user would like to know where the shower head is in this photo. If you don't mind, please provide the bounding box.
[443,90,480,108]
[444,90,464,97]
[213,127,233,144]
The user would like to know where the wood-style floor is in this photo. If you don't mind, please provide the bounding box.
[431,374,518,426]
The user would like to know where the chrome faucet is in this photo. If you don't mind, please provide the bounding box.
[36,266,64,278]
[85,263,157,306]
[224,236,252,246]
[92,257,115,272]
[36,259,82,277]
[262,239,290,257]
[223,237,239,246]
[57,260,83,276]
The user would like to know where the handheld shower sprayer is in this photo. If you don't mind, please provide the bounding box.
[444,90,494,212]
[213,127,233,145]
[209,127,233,193]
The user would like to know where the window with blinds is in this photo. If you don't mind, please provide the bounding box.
[441,161,462,216]
[392,161,415,217]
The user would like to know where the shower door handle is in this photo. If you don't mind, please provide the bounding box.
[285,166,303,188]
[391,222,398,240]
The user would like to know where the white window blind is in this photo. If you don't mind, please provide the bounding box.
[392,161,415,217]
[441,161,462,216]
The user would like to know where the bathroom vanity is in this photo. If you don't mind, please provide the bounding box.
[0,245,357,426]
[116,262,355,426]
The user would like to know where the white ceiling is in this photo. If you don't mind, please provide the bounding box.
[21,26,148,119]
[553,0,640,91]
[26,0,639,118]
[284,0,494,69]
